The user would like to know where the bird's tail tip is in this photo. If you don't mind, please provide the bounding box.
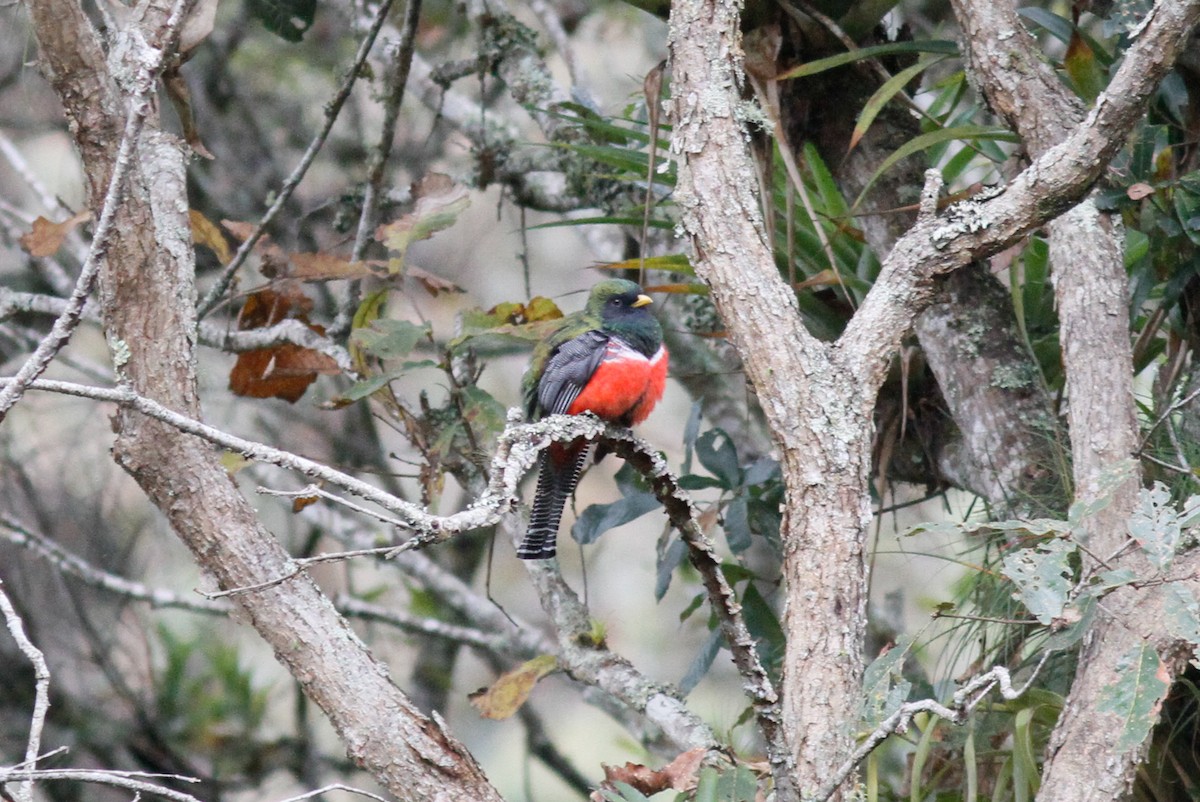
[516,529,557,560]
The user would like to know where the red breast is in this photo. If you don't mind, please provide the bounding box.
[567,342,668,424]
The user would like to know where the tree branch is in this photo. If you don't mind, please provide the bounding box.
[0,580,51,802]
[668,0,1200,795]
[814,653,1052,802]
[0,0,192,422]
[945,1,1200,797]
[0,288,352,369]
[195,0,398,318]
[1,376,776,761]
[0,769,202,802]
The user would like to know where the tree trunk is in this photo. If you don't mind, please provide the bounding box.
[27,1,502,798]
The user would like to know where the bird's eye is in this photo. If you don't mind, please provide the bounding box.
[610,297,621,306]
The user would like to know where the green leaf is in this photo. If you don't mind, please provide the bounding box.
[1127,481,1182,570]
[338,362,437,401]
[529,215,675,231]
[777,40,959,80]
[859,636,913,729]
[1045,594,1095,652]
[600,781,652,802]
[715,763,759,801]
[375,174,471,273]
[742,583,784,669]
[459,386,506,440]
[1064,30,1105,103]
[677,474,726,490]
[853,125,1018,208]
[1163,584,1200,646]
[679,624,722,695]
[694,766,720,802]
[1017,7,1073,43]
[572,492,660,545]
[678,592,704,623]
[1097,644,1169,753]
[1012,706,1041,796]
[1001,538,1075,625]
[695,429,741,489]
[849,57,945,153]
[723,496,751,553]
[245,0,315,41]
[350,319,431,360]
[655,537,687,601]
[742,457,780,487]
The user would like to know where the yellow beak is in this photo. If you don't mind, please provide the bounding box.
[632,294,653,308]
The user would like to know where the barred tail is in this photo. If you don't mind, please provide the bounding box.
[517,444,591,560]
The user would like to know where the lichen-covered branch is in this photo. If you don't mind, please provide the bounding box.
[947,1,1200,798]
[667,0,1200,797]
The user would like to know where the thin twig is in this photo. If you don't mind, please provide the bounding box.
[195,0,399,318]
[527,0,586,91]
[0,580,52,802]
[1140,383,1200,450]
[1139,451,1196,477]
[0,512,228,613]
[275,784,389,802]
[258,484,409,527]
[0,0,192,423]
[335,593,532,657]
[336,0,424,333]
[0,129,70,216]
[200,545,398,598]
[0,769,202,802]
[814,652,1052,801]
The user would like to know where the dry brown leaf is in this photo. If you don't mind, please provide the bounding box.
[468,655,557,720]
[292,493,320,512]
[289,251,382,281]
[228,288,339,403]
[596,747,707,798]
[220,219,257,242]
[221,220,291,277]
[19,210,91,257]
[407,264,464,296]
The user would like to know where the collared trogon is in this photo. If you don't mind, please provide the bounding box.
[517,279,669,560]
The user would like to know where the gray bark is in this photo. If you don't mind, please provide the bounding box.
[669,0,1200,796]
[26,1,502,799]
[946,1,1200,798]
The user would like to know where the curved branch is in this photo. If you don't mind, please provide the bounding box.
[3,376,777,760]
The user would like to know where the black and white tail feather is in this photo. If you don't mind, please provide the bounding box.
[516,445,593,559]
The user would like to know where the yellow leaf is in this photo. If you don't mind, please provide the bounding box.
[219,451,253,475]
[468,655,557,720]
[190,209,231,263]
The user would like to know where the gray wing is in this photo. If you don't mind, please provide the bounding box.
[536,330,609,417]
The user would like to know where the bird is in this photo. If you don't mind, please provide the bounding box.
[517,279,669,560]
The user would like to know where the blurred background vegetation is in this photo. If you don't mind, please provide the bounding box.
[2,0,1199,799]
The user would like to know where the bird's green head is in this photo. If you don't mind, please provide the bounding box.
[585,278,661,354]
[585,278,654,322]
